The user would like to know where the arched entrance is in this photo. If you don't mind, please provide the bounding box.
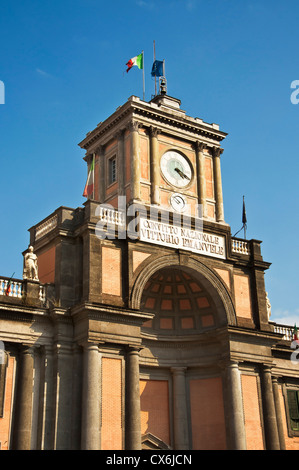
[130,255,236,450]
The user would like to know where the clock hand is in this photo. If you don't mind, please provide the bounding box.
[174,167,190,180]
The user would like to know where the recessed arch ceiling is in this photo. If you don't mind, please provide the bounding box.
[141,267,218,334]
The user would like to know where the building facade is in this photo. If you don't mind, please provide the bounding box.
[0,93,299,450]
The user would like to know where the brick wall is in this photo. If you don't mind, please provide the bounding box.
[37,246,56,284]
[189,377,226,449]
[101,357,122,450]
[241,374,264,449]
[140,379,170,445]
[102,246,121,297]
[234,274,253,320]
[0,356,15,450]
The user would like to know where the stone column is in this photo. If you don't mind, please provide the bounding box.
[272,376,286,450]
[130,121,141,201]
[53,342,73,449]
[97,145,105,203]
[126,346,141,450]
[224,360,246,450]
[81,342,101,450]
[14,345,35,450]
[41,345,55,450]
[171,367,189,450]
[212,147,225,223]
[149,126,160,205]
[194,141,206,218]
[260,366,280,449]
[71,344,83,450]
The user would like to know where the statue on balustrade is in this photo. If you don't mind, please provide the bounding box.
[266,292,271,320]
[23,246,39,281]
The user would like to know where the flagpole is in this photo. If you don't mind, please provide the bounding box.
[243,195,247,239]
[233,195,248,238]
[142,50,145,101]
[92,153,95,200]
[154,41,157,96]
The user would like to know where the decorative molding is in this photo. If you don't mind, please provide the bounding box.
[149,126,161,138]
[212,146,224,158]
[194,141,205,152]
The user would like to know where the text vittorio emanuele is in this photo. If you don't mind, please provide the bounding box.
[139,218,226,260]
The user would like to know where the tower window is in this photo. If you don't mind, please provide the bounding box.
[108,156,117,185]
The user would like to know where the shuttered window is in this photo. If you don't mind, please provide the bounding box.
[287,390,299,431]
[108,156,117,185]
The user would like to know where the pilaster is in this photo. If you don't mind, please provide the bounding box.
[223,360,246,450]
[171,367,189,450]
[149,126,161,205]
[260,365,280,450]
[81,342,101,450]
[213,146,225,223]
[130,121,141,202]
[125,346,142,450]
[13,345,35,450]
[194,141,206,217]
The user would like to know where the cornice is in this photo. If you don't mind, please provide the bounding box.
[0,302,49,322]
[70,301,154,325]
[78,95,227,152]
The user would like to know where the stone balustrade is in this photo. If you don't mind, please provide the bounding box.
[271,322,294,342]
[231,238,250,255]
[0,277,47,304]
[35,214,58,241]
[0,278,23,298]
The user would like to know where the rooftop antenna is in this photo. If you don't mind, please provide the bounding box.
[152,42,166,96]
[159,60,167,95]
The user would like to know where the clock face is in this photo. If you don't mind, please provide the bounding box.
[170,193,187,212]
[160,151,192,188]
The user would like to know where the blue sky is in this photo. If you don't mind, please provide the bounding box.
[0,0,298,325]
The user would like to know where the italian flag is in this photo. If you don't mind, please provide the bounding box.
[5,273,15,296]
[126,52,143,73]
[293,324,299,342]
[83,157,95,198]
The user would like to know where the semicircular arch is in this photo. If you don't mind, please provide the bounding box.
[130,253,236,327]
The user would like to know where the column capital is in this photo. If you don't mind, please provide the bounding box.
[219,357,242,370]
[194,140,205,152]
[129,120,141,133]
[126,345,142,354]
[271,375,282,384]
[262,363,274,374]
[85,153,95,164]
[148,126,161,138]
[95,144,105,155]
[114,128,125,139]
[170,366,187,375]
[212,146,224,158]
[19,344,35,357]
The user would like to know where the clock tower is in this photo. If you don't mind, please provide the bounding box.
[79,93,227,225]
[2,89,279,452]
[74,93,273,450]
